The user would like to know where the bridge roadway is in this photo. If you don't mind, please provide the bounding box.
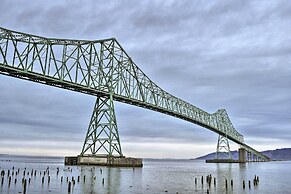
[0,27,270,161]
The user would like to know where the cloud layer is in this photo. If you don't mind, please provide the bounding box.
[0,0,290,158]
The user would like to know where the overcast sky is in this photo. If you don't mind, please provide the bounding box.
[0,0,290,158]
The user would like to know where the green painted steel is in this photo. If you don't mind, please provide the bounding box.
[216,135,232,159]
[0,27,270,161]
[81,94,123,156]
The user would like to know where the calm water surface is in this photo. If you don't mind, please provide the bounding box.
[0,155,290,194]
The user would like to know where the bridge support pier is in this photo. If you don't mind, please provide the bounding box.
[65,94,142,167]
[216,135,232,160]
[238,148,246,163]
[248,152,251,161]
[206,135,235,163]
[238,148,271,162]
[81,94,123,156]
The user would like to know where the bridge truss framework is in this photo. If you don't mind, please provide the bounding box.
[0,27,270,161]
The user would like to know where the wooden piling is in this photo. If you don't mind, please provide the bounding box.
[243,181,245,189]
[23,179,27,194]
[68,181,71,193]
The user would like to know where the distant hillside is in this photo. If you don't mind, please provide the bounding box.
[262,148,291,160]
[194,148,291,161]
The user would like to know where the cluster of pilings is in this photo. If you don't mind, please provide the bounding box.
[1,167,37,194]
[0,166,110,193]
[242,175,260,190]
[194,174,219,194]
[1,165,263,193]
[194,174,261,193]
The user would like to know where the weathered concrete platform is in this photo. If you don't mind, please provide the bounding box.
[65,155,143,167]
[206,159,245,163]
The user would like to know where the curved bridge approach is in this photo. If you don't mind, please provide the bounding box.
[0,27,269,162]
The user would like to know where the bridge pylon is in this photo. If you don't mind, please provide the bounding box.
[216,134,232,159]
[80,94,123,157]
[65,93,142,166]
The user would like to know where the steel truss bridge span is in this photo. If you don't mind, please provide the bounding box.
[0,27,269,161]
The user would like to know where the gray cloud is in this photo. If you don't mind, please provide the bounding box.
[0,0,290,158]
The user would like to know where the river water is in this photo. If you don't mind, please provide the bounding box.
[0,155,290,194]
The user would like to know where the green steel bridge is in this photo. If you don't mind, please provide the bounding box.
[0,27,270,162]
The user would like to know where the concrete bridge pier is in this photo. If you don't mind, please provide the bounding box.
[247,151,252,162]
[239,148,270,162]
[206,147,270,163]
[238,148,246,163]
[238,148,256,162]
[239,148,260,163]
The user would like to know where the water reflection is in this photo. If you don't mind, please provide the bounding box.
[1,156,291,194]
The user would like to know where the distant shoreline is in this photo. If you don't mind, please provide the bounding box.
[192,148,291,161]
[0,154,63,159]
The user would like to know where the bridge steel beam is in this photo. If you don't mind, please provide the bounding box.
[216,134,232,159]
[81,94,123,157]
[0,27,270,161]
